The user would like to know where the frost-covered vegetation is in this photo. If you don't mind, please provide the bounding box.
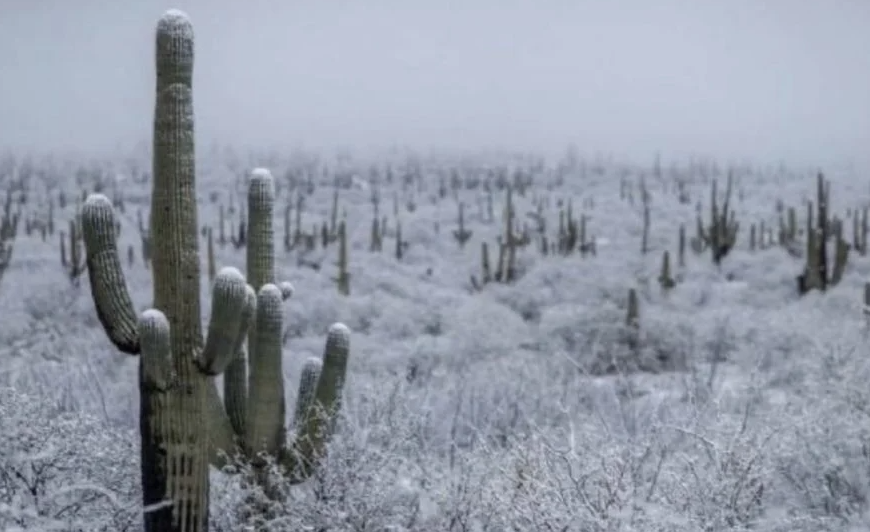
[4,148,870,531]
[3,7,870,532]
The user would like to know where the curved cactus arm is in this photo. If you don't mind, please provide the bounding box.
[137,308,178,531]
[139,309,173,390]
[81,194,140,354]
[292,356,322,429]
[198,267,248,375]
[222,284,256,438]
[206,282,257,465]
[204,385,238,466]
[245,283,287,456]
[282,322,350,482]
[305,322,351,433]
[231,284,257,358]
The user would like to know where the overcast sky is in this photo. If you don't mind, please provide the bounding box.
[0,0,868,167]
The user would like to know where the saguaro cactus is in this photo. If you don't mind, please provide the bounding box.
[80,10,351,532]
[797,173,849,294]
[206,169,351,486]
[81,10,217,532]
[695,174,739,264]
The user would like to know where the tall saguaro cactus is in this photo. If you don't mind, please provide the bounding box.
[81,10,217,532]
[80,9,352,532]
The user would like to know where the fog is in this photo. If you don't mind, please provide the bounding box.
[1,0,868,167]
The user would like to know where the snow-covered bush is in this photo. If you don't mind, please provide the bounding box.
[0,387,139,531]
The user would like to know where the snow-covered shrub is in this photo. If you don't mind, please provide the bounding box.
[539,299,692,375]
[0,387,139,531]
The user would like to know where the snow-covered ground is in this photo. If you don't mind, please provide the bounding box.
[1,154,870,531]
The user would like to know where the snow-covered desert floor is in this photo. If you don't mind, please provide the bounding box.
[1,152,870,531]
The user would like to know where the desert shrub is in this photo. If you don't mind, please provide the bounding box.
[0,387,139,531]
[539,301,692,376]
[210,396,443,531]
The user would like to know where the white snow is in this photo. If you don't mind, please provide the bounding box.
[2,152,868,531]
[157,9,193,39]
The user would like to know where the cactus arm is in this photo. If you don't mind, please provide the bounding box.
[204,284,255,463]
[245,284,287,456]
[198,267,248,375]
[245,168,276,377]
[204,385,238,465]
[282,322,350,482]
[246,168,276,291]
[204,281,258,465]
[233,285,257,356]
[292,357,322,429]
[305,322,350,436]
[206,282,257,462]
[81,194,140,354]
[137,309,176,531]
[207,282,289,464]
[212,283,257,448]
[139,309,174,390]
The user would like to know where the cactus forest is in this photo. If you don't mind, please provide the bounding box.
[0,5,869,532]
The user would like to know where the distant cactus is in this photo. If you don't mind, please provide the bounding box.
[640,177,650,255]
[797,173,849,295]
[81,11,350,532]
[470,241,493,292]
[333,220,350,295]
[218,203,227,247]
[369,213,383,251]
[206,226,216,282]
[136,208,152,268]
[852,206,868,255]
[658,250,675,291]
[452,201,472,247]
[231,211,247,249]
[695,174,739,264]
[282,202,295,252]
[329,186,340,241]
[0,189,19,282]
[499,187,521,280]
[625,287,640,350]
[678,224,686,267]
[60,218,86,284]
[395,219,407,260]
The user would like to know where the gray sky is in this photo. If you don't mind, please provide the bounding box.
[1,0,868,167]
